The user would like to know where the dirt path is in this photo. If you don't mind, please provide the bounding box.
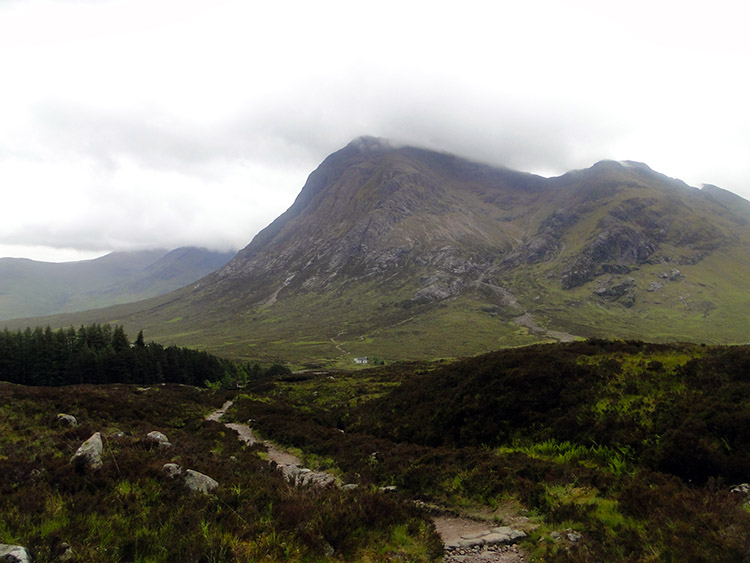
[514,312,577,343]
[206,401,530,562]
[224,422,302,465]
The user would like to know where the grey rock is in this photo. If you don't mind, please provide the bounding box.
[461,532,489,540]
[162,463,183,478]
[483,532,511,545]
[278,463,300,482]
[660,268,683,281]
[341,483,359,490]
[56,413,77,427]
[593,276,635,298]
[0,544,30,563]
[278,464,336,488]
[490,526,514,535]
[567,531,583,542]
[457,538,484,548]
[183,469,218,494]
[70,432,103,470]
[298,471,336,488]
[58,542,74,562]
[647,281,664,292]
[146,431,172,449]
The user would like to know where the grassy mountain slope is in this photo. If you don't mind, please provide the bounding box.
[8,139,750,365]
[0,247,234,321]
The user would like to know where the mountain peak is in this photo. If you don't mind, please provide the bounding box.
[345,136,393,153]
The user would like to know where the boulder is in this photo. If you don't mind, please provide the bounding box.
[0,544,30,563]
[162,463,183,478]
[56,413,77,427]
[183,469,218,495]
[146,431,172,449]
[70,432,103,470]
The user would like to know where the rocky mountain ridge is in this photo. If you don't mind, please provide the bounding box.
[9,137,750,363]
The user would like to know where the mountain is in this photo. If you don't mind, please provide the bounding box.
[0,247,234,320]
[8,137,750,364]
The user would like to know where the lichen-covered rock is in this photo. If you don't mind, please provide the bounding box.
[56,413,77,427]
[70,432,103,470]
[0,544,30,563]
[183,469,218,494]
[146,431,172,449]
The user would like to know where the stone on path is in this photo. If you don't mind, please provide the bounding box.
[70,432,103,470]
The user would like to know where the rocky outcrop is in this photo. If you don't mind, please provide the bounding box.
[505,209,579,266]
[561,225,657,289]
[70,432,103,470]
[593,276,637,307]
[0,545,30,563]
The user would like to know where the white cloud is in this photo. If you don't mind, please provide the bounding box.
[1,0,749,261]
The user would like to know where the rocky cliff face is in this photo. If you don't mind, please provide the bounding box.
[204,139,748,314]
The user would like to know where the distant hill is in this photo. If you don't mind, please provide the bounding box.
[0,247,234,320]
[9,137,750,364]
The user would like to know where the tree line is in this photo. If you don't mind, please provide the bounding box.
[0,324,289,387]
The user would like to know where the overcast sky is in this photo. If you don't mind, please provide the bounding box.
[1,0,749,262]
